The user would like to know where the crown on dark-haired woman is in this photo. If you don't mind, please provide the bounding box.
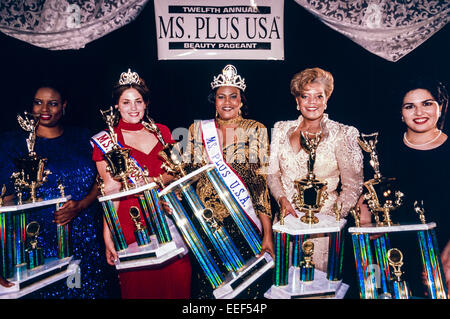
[118,68,142,85]
[210,64,246,91]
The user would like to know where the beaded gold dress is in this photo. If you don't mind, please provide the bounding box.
[183,117,272,298]
[268,114,363,271]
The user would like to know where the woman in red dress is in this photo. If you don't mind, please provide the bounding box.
[92,69,191,299]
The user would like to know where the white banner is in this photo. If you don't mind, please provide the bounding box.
[154,0,284,60]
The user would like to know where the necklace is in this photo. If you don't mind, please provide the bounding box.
[403,130,442,147]
[216,116,242,126]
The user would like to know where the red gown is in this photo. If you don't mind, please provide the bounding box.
[92,119,191,299]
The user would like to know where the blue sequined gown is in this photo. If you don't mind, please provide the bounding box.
[0,126,118,298]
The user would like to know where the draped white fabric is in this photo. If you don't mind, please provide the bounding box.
[294,0,449,62]
[0,0,150,50]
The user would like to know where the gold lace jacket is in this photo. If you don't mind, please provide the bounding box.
[268,114,363,217]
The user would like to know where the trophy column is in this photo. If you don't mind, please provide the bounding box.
[327,229,345,281]
[349,225,378,299]
[414,203,447,299]
[138,187,172,244]
[160,187,224,289]
[205,168,262,255]
[274,231,290,287]
[13,211,26,267]
[100,196,127,252]
[180,184,244,273]
[0,210,13,280]
[265,212,348,299]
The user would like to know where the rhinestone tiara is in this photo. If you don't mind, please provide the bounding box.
[210,64,246,91]
[118,68,142,86]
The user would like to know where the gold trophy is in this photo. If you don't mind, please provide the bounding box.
[358,133,403,226]
[140,112,186,178]
[292,131,328,224]
[25,221,44,269]
[100,106,135,191]
[300,241,315,281]
[159,143,187,178]
[129,206,151,246]
[387,248,411,299]
[350,206,361,227]
[11,112,52,202]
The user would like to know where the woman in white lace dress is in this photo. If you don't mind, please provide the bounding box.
[267,67,364,271]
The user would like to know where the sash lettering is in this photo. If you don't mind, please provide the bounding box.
[200,120,262,232]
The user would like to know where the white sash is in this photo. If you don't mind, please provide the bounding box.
[90,130,145,186]
[200,119,262,233]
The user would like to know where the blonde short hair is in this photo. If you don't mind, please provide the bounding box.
[290,67,334,99]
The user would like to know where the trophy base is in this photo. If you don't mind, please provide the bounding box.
[264,268,348,299]
[115,236,186,271]
[0,196,72,213]
[273,213,347,236]
[212,252,274,299]
[0,256,79,299]
[98,182,158,202]
[348,222,437,235]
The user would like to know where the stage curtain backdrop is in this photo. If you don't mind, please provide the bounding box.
[294,0,449,62]
[0,0,150,50]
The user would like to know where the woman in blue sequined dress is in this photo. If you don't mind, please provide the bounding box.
[0,83,119,298]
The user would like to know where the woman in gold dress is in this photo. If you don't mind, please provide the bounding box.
[183,64,274,298]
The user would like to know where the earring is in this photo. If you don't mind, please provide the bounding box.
[401,116,404,122]
[238,109,242,116]
[62,108,66,116]
[215,110,218,118]
[296,104,300,111]
[324,104,327,110]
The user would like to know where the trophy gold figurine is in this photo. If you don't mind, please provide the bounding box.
[25,221,44,269]
[159,142,187,177]
[350,206,361,227]
[129,206,151,246]
[292,131,328,224]
[300,241,315,282]
[387,248,411,299]
[334,202,342,222]
[11,112,52,202]
[358,133,404,226]
[414,200,427,224]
